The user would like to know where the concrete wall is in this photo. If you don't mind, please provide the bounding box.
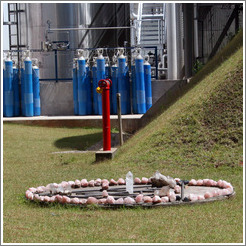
[39,79,180,116]
[40,81,74,116]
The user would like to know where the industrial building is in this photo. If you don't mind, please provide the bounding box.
[2,2,243,117]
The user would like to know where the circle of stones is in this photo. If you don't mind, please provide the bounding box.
[25,177,234,207]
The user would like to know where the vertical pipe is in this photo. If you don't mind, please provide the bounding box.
[96,54,105,115]
[13,65,20,116]
[77,56,87,115]
[100,80,111,151]
[72,59,78,115]
[111,65,118,115]
[4,58,14,117]
[55,50,58,83]
[117,93,123,146]
[92,65,98,115]
[135,53,146,114]
[194,3,199,58]
[144,59,152,111]
[32,64,41,116]
[24,57,33,117]
[155,47,158,79]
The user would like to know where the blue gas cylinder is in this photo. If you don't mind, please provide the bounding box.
[33,64,41,116]
[96,54,105,115]
[144,60,152,111]
[4,58,14,117]
[135,54,146,114]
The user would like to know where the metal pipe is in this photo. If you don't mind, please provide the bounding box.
[194,3,199,58]
[47,26,135,35]
[117,93,124,146]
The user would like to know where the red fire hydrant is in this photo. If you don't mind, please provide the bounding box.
[96,79,112,151]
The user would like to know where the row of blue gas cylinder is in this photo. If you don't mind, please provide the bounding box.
[3,57,41,117]
[73,54,152,115]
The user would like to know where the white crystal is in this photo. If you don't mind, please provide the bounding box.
[126,171,134,194]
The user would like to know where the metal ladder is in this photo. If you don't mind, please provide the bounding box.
[134,3,166,48]
[3,3,26,63]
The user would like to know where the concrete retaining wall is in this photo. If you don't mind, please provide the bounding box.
[39,79,180,116]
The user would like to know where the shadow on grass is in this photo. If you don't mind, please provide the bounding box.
[54,133,102,151]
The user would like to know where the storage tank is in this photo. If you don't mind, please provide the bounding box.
[18,3,130,81]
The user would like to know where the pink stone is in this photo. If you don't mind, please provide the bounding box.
[189,179,197,186]
[39,196,45,202]
[52,183,59,188]
[161,196,169,203]
[44,196,51,202]
[117,178,125,185]
[106,196,115,204]
[141,177,149,184]
[25,190,31,198]
[196,179,203,186]
[206,179,213,186]
[174,185,181,194]
[50,196,56,202]
[135,194,144,203]
[56,195,63,203]
[174,178,181,182]
[217,180,223,187]
[204,192,213,199]
[87,197,98,204]
[169,193,176,202]
[68,181,75,188]
[147,178,152,184]
[70,198,80,204]
[36,186,45,193]
[227,187,233,194]
[115,198,124,204]
[212,190,219,197]
[109,179,118,186]
[102,181,109,190]
[188,194,198,201]
[222,189,230,196]
[124,197,135,205]
[95,178,102,186]
[81,179,88,187]
[152,195,161,203]
[79,199,87,204]
[134,177,141,184]
[61,181,68,188]
[88,180,95,187]
[197,195,205,200]
[102,190,108,197]
[74,179,81,188]
[143,196,152,203]
[28,187,37,193]
[203,179,209,186]
[98,198,107,204]
[62,196,71,204]
[212,181,217,186]
[27,192,34,200]
[225,183,233,189]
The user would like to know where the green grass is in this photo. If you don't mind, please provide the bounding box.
[3,33,243,243]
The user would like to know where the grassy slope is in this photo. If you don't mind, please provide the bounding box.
[3,34,243,243]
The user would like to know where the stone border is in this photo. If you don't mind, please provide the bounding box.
[25,177,235,208]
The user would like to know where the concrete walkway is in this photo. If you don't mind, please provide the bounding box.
[3,114,143,133]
